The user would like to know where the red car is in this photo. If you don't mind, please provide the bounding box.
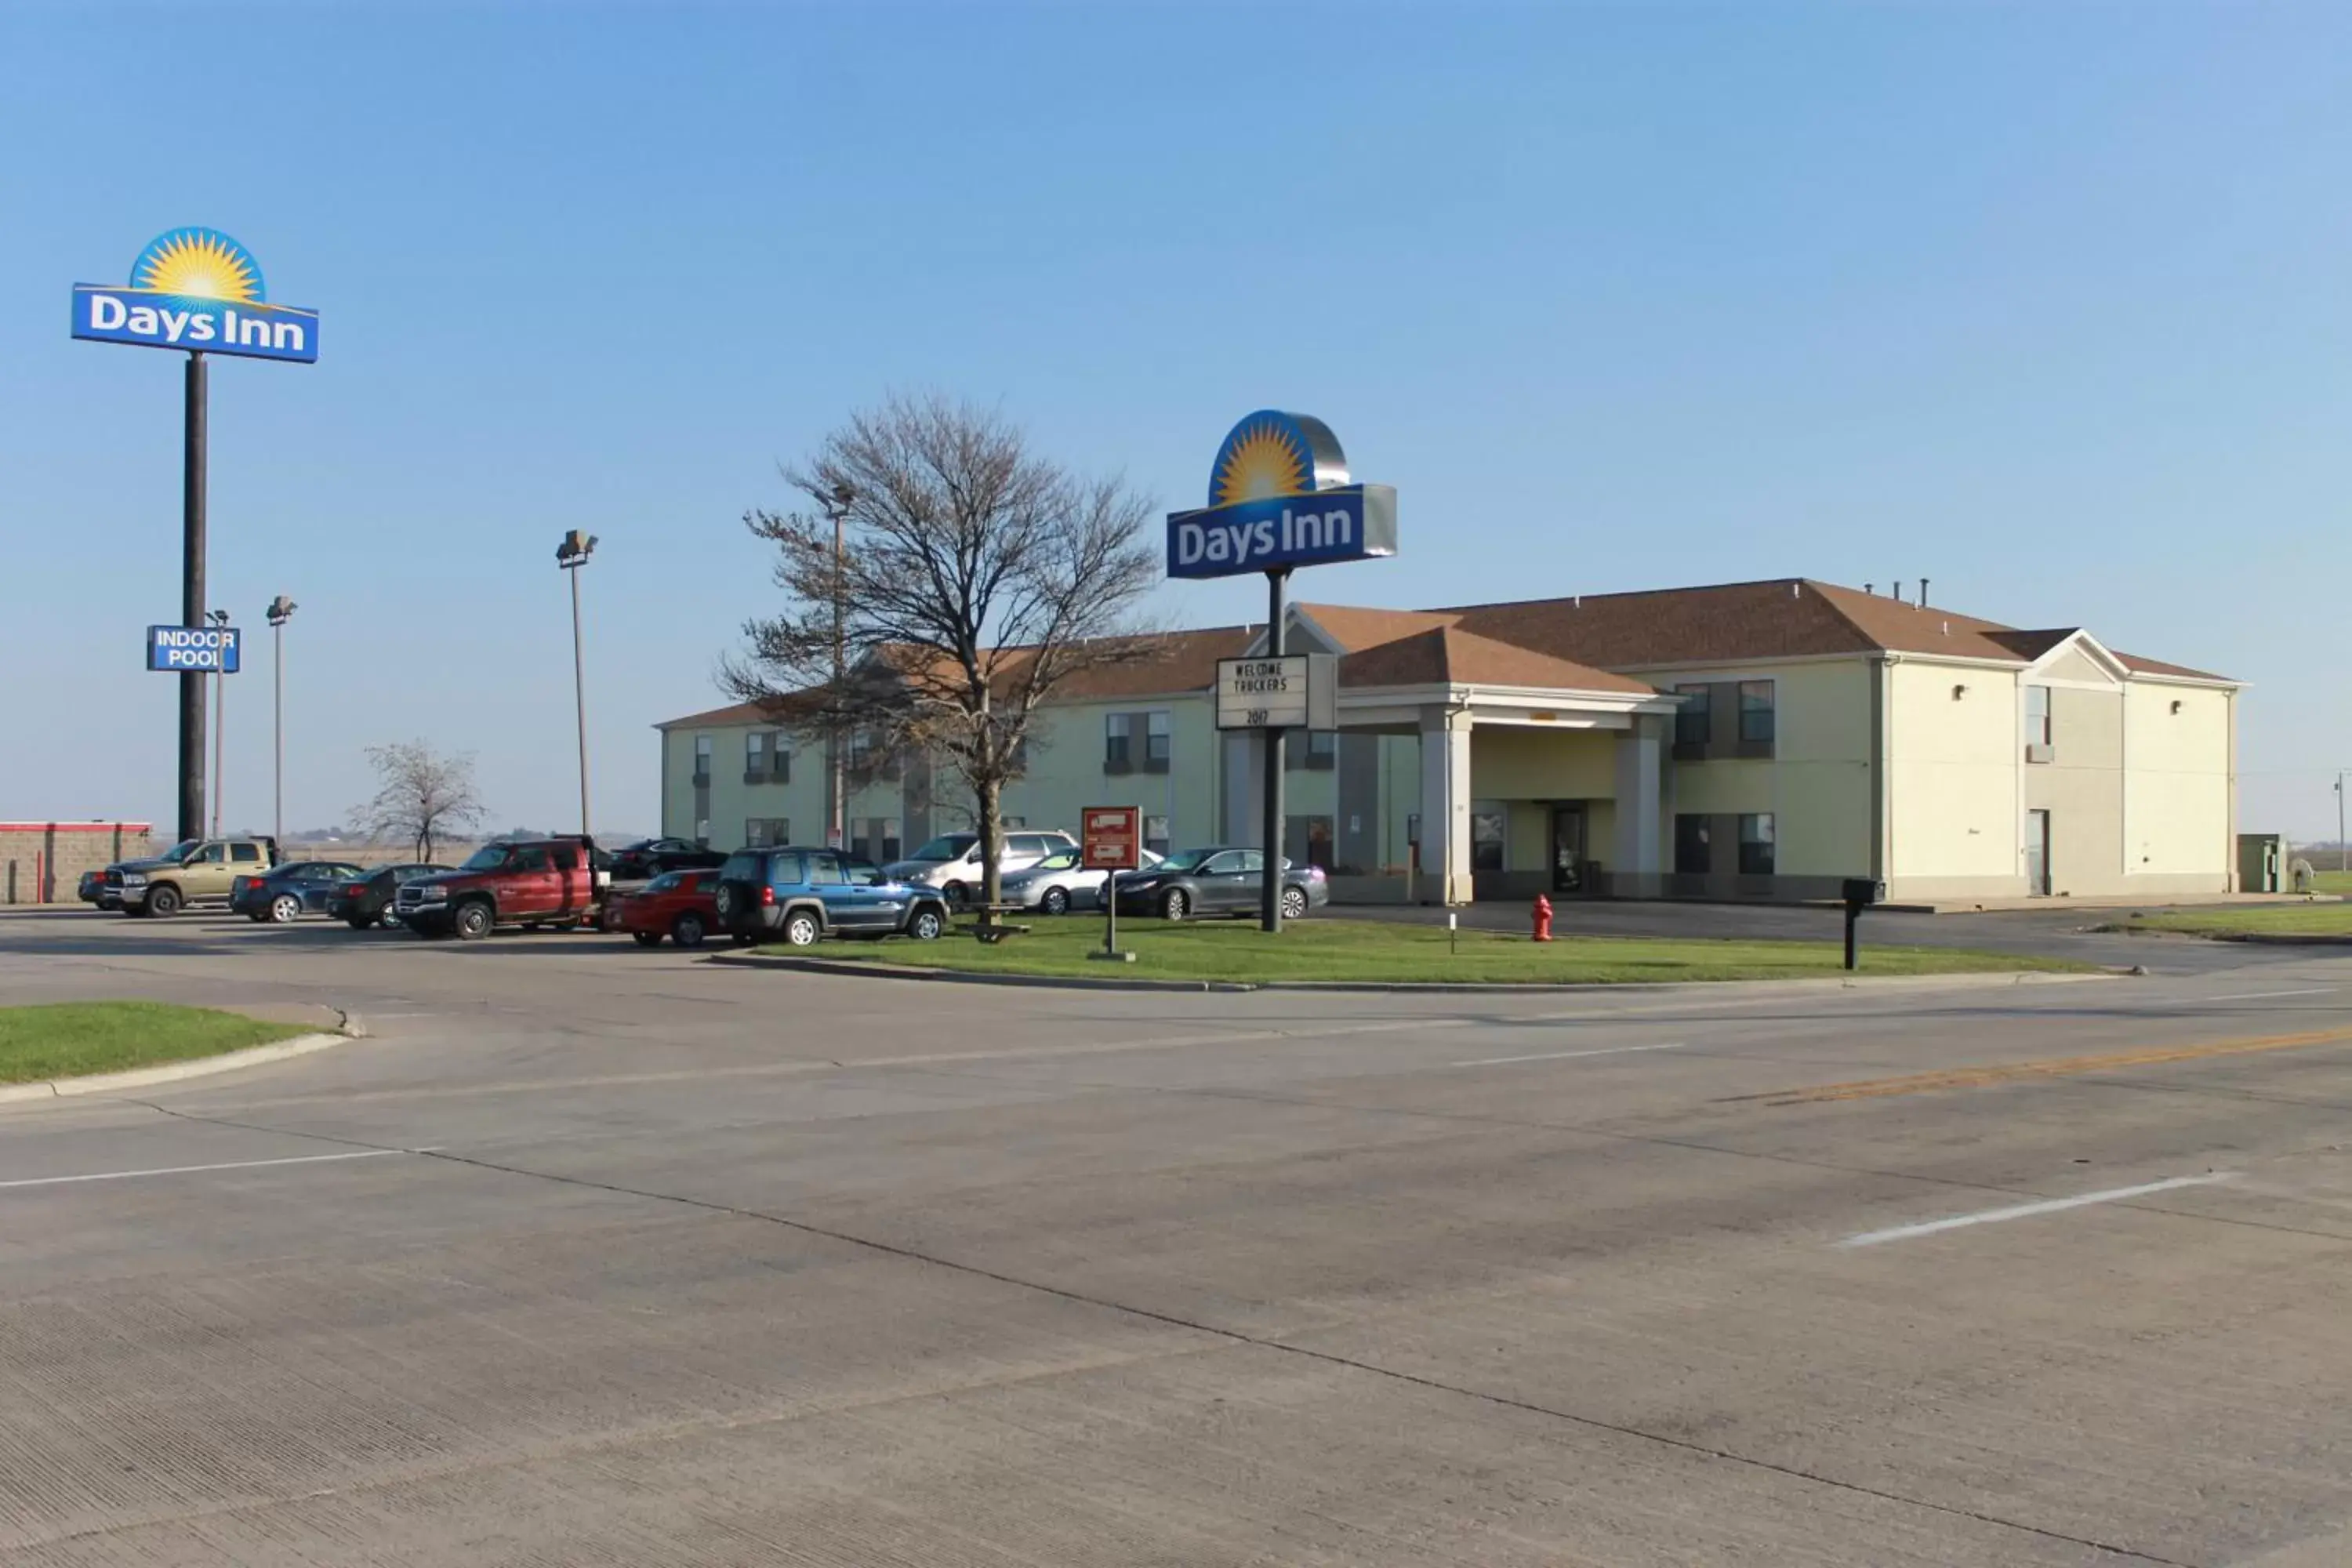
[618,867,722,948]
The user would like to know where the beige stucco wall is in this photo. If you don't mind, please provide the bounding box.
[993,693,1221,845]
[661,722,825,846]
[2023,682,2125,895]
[1888,659,2022,891]
[2125,683,2233,884]
[1649,660,1875,878]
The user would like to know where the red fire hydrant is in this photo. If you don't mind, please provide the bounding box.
[1531,894,1553,942]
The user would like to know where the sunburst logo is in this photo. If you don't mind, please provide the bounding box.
[130,228,265,303]
[1212,416,1312,506]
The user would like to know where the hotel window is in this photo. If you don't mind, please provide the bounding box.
[1144,814,1171,855]
[1471,807,1507,873]
[1105,713,1133,771]
[745,731,767,781]
[745,817,789,848]
[1145,710,1172,771]
[692,734,713,783]
[1674,685,1711,749]
[770,735,790,782]
[1289,729,1337,771]
[1738,681,1776,744]
[1737,813,1775,876]
[2024,684,2053,756]
[1675,814,1711,875]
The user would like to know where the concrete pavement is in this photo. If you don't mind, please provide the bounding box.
[2,911,2351,1564]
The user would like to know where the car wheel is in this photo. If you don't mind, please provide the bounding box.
[1040,886,1070,916]
[147,884,181,918]
[632,930,663,947]
[906,906,946,941]
[1281,886,1308,920]
[379,909,403,930]
[782,909,821,948]
[453,902,495,942]
[671,912,707,949]
[942,880,969,909]
[1160,887,1188,921]
[268,893,303,924]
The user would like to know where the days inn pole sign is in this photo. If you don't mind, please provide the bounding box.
[1166,412,1398,932]
[73,227,320,843]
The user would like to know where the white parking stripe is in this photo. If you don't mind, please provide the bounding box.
[2190,988,2336,1005]
[1452,1042,1688,1068]
[1837,1174,2236,1248]
[0,1148,427,1191]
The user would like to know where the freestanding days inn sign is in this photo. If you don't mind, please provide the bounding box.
[1165,411,1396,579]
[72,227,318,364]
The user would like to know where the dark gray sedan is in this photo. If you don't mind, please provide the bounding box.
[1108,848,1329,922]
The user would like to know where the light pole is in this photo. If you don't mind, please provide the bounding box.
[556,532,597,838]
[267,597,296,846]
[2337,772,2347,875]
[207,608,230,837]
[813,483,855,851]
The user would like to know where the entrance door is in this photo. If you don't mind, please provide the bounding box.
[2025,810,2052,896]
[1550,805,1587,893]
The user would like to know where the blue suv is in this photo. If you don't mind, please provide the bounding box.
[712,847,951,947]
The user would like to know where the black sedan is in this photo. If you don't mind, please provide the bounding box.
[608,837,727,882]
[1109,848,1329,922]
[328,863,453,929]
[230,860,367,923]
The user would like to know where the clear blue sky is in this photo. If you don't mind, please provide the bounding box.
[4,3,2346,840]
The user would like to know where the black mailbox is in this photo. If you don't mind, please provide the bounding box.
[1842,878,1885,908]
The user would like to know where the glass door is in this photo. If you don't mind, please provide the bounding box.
[2025,810,2052,896]
[1550,805,1587,893]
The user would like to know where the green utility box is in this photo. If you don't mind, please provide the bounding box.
[2236,833,2287,893]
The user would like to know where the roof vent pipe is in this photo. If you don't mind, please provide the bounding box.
[1791,581,1801,597]
[1864,583,1874,595]
[1894,579,1904,602]
[1919,576,1930,607]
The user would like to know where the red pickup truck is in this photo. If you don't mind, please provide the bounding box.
[395,837,612,940]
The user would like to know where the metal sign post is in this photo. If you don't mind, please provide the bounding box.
[1165,410,1396,935]
[74,228,318,844]
[1083,806,1141,963]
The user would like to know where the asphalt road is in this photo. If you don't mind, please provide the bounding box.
[3,909,2351,1566]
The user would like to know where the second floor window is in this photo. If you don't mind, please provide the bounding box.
[1145,710,1171,768]
[1105,713,1132,769]
[2024,684,2052,750]
[693,735,713,780]
[1675,685,1710,749]
[746,731,767,775]
[1739,681,1776,745]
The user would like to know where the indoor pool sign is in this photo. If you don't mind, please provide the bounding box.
[1166,411,1396,579]
[72,227,318,364]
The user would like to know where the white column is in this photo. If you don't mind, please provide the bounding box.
[1419,705,1472,904]
[1613,717,1663,897]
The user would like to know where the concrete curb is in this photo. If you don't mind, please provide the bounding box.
[705,951,2120,997]
[0,1029,358,1105]
[2088,924,2352,947]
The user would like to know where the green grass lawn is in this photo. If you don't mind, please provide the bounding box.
[762,917,2095,985]
[2310,870,2352,896]
[0,1003,311,1083]
[2122,905,2352,938]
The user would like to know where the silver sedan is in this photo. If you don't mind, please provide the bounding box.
[996,848,1165,914]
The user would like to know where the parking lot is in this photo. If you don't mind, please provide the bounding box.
[5,909,2352,1565]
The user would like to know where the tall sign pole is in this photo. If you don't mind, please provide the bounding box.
[1167,411,1397,935]
[1261,569,1289,931]
[74,227,321,847]
[180,354,208,843]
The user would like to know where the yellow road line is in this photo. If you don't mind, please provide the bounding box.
[1737,1025,2352,1106]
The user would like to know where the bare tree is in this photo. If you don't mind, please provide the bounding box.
[351,741,486,862]
[725,393,1163,916]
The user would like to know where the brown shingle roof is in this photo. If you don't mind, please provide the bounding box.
[1337,625,1653,694]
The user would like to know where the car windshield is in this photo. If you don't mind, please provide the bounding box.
[459,844,511,872]
[1034,851,1080,871]
[1154,849,1213,873]
[908,834,977,862]
[160,840,201,862]
[646,872,681,891]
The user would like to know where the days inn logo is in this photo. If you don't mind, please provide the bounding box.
[72,227,318,364]
[1167,410,1397,580]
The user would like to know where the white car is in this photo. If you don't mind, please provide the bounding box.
[883,829,1077,905]
[999,846,1167,914]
